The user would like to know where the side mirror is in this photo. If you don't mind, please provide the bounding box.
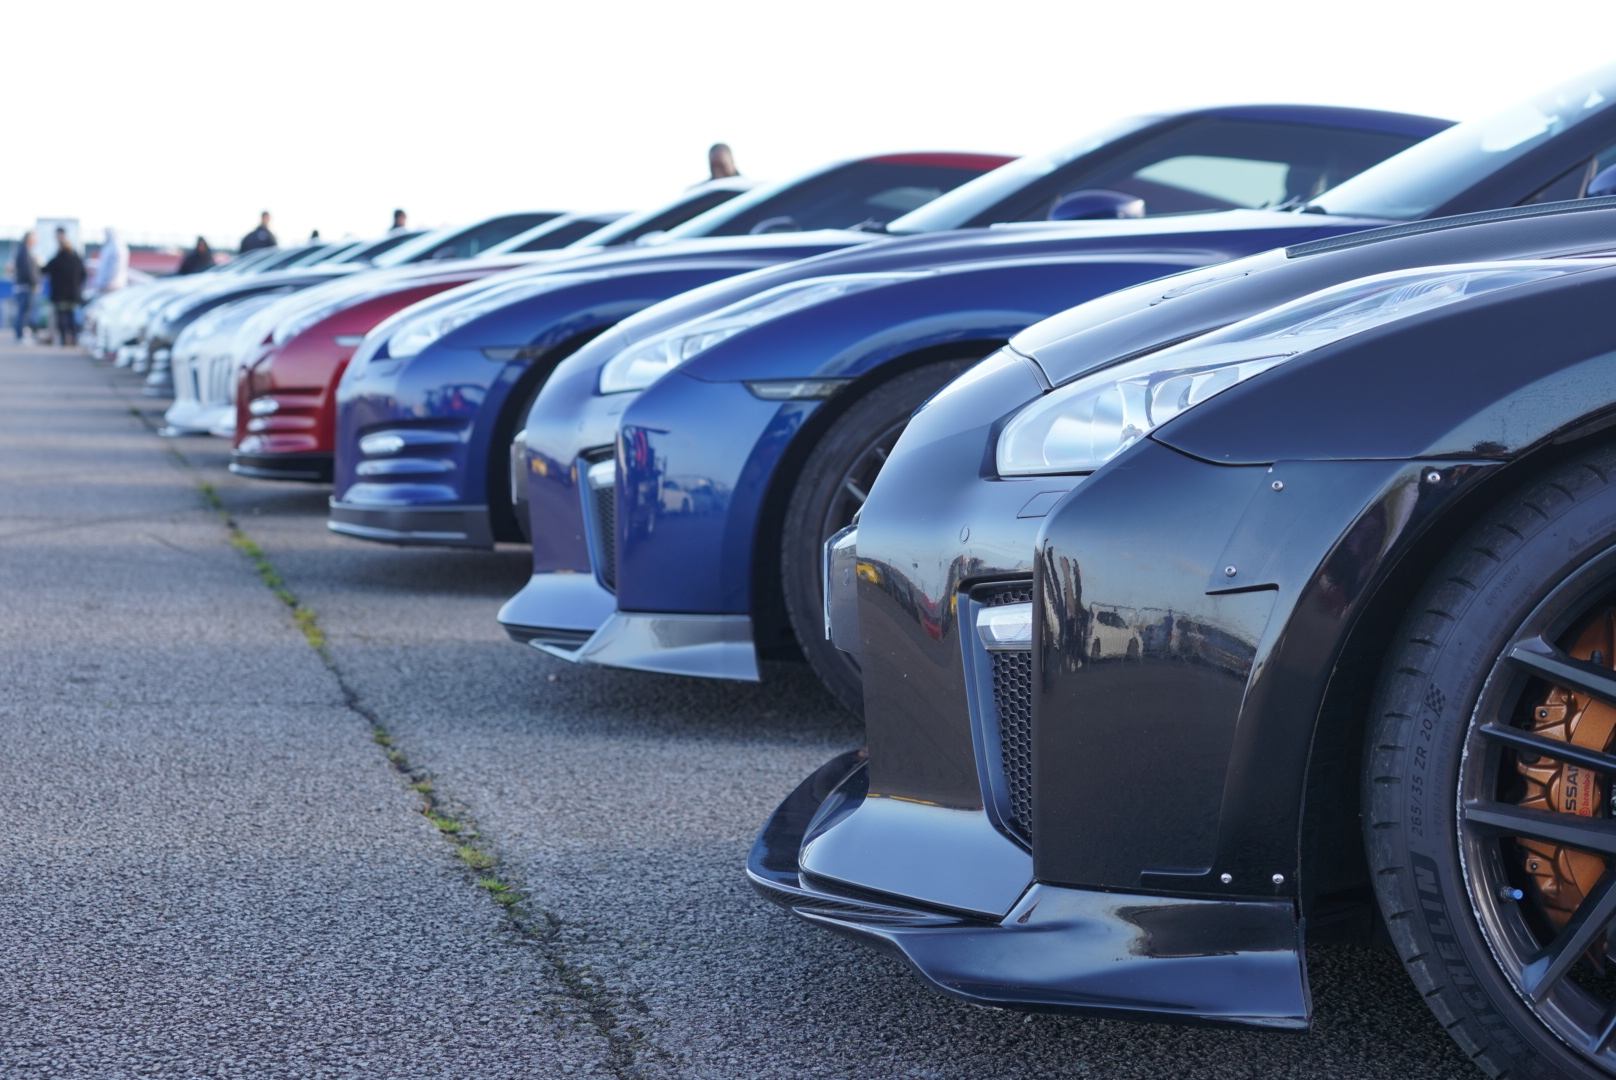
[1048,189,1146,221]
[748,215,800,235]
[1588,163,1616,200]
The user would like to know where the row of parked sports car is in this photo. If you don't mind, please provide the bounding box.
[91,65,1616,1077]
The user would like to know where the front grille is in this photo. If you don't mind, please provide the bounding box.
[593,483,617,590]
[204,354,234,407]
[992,650,1034,843]
[984,585,1034,843]
[582,448,618,591]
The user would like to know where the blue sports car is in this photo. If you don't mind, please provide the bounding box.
[330,150,1019,544]
[499,70,1616,713]
[331,105,1442,558]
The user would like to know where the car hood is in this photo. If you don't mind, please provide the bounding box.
[1011,200,1616,387]
[575,209,1389,356]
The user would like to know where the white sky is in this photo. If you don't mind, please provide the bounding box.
[7,0,1615,248]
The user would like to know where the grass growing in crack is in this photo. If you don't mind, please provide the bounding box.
[425,811,463,834]
[174,468,659,1077]
[458,845,496,870]
[198,482,328,657]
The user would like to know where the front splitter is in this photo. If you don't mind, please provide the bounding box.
[750,752,1312,1031]
[230,452,333,483]
[327,500,494,549]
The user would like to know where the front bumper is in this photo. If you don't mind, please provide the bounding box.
[328,499,493,547]
[229,451,333,483]
[498,568,760,680]
[753,751,1310,1030]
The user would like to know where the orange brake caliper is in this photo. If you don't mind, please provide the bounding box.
[1517,613,1616,928]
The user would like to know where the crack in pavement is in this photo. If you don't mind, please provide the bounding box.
[114,383,670,1080]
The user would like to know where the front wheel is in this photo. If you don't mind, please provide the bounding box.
[1367,446,1616,1079]
[780,361,974,716]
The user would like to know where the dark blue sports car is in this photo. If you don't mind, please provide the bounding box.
[329,149,1020,545]
[498,74,1616,709]
[331,106,1442,555]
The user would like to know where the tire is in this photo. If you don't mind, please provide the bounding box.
[780,360,975,717]
[1366,445,1616,1079]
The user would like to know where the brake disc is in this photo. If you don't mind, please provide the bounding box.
[1516,613,1616,928]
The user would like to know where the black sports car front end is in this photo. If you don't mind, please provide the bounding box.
[752,199,1616,1066]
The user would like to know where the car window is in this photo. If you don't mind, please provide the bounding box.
[514,218,612,251]
[581,187,746,247]
[1049,118,1419,217]
[888,116,1423,231]
[1523,139,1616,203]
[335,232,422,262]
[430,213,558,260]
[259,245,322,270]
[1308,63,1616,220]
[1132,155,1291,208]
[677,160,995,237]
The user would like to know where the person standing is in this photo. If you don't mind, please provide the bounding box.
[12,231,39,342]
[708,143,739,179]
[177,236,214,275]
[91,226,128,296]
[389,209,407,234]
[239,211,276,253]
[43,229,86,347]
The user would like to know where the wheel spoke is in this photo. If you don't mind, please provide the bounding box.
[1521,867,1616,1002]
[1508,636,1616,708]
[1478,723,1616,775]
[1589,1002,1616,1054]
[1463,800,1616,856]
[842,479,868,505]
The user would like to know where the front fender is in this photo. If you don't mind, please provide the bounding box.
[616,373,808,614]
[1032,440,1501,897]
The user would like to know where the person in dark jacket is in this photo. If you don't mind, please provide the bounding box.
[239,211,276,252]
[177,237,214,275]
[43,229,86,347]
[12,231,38,341]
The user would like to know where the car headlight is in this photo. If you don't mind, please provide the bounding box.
[597,273,927,394]
[997,261,1594,476]
[386,272,609,361]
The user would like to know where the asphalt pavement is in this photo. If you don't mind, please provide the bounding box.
[0,341,1483,1079]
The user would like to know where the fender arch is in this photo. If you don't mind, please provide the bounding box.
[748,339,1012,657]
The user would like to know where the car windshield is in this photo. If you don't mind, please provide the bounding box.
[372,225,461,267]
[662,158,1000,238]
[328,234,421,264]
[887,118,1154,233]
[511,215,624,251]
[1308,64,1616,220]
[310,241,366,263]
[256,245,325,270]
[889,115,1429,232]
[374,212,559,264]
[576,183,751,247]
[219,248,279,273]
[282,243,347,267]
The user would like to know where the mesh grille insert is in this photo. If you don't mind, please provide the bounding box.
[593,484,617,590]
[984,584,1034,844]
